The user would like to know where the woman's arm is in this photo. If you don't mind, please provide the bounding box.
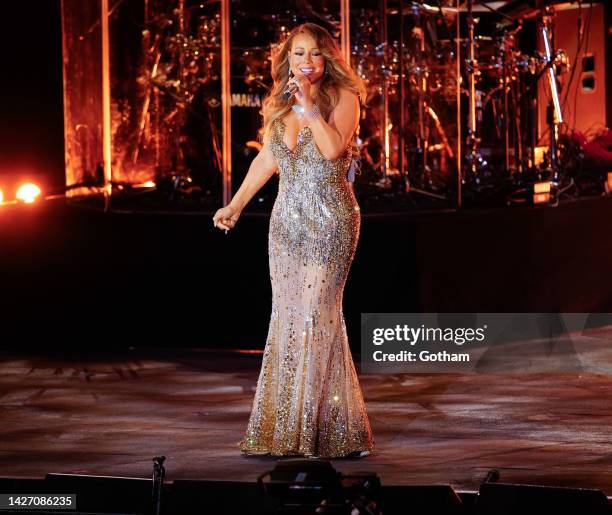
[228,129,278,212]
[306,89,360,161]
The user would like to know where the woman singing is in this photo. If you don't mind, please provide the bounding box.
[213,22,374,458]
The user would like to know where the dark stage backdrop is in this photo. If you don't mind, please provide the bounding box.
[1,197,612,352]
[0,1,65,192]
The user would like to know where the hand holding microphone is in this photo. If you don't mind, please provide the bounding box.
[283,82,299,100]
[283,73,312,106]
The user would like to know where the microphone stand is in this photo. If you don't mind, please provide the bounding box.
[539,8,563,184]
[151,456,166,515]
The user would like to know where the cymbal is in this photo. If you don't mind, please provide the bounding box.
[387,3,454,17]
[440,1,509,14]
[496,0,585,20]
[437,35,495,43]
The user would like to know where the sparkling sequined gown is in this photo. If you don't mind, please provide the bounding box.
[238,117,374,458]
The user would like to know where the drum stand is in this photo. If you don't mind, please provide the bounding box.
[500,27,524,177]
[399,0,446,200]
[463,0,488,186]
[377,0,392,189]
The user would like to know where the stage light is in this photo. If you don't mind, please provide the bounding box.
[16,183,42,203]
[605,172,612,193]
[533,181,551,204]
[476,482,609,514]
[534,181,551,194]
[258,458,343,507]
[533,146,547,166]
[132,180,156,188]
[258,459,384,515]
[0,188,3,203]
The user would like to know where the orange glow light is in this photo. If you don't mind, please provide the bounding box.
[16,183,42,204]
[0,189,3,203]
[534,193,551,204]
[534,181,551,194]
[131,181,156,188]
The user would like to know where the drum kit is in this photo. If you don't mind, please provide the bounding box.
[350,0,577,206]
[122,0,580,207]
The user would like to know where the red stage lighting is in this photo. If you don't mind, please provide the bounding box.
[16,183,42,204]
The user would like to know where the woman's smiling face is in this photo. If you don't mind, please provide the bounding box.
[288,32,326,84]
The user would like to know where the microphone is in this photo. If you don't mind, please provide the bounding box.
[283,82,299,100]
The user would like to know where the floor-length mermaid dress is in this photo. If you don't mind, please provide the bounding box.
[238,115,374,458]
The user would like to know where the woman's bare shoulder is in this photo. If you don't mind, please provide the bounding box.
[335,87,359,100]
[331,87,359,116]
[331,88,359,113]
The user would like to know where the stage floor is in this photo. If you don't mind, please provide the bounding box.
[1,348,611,494]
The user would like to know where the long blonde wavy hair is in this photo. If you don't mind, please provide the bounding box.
[260,23,367,159]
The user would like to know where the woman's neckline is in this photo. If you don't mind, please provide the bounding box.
[278,116,311,155]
